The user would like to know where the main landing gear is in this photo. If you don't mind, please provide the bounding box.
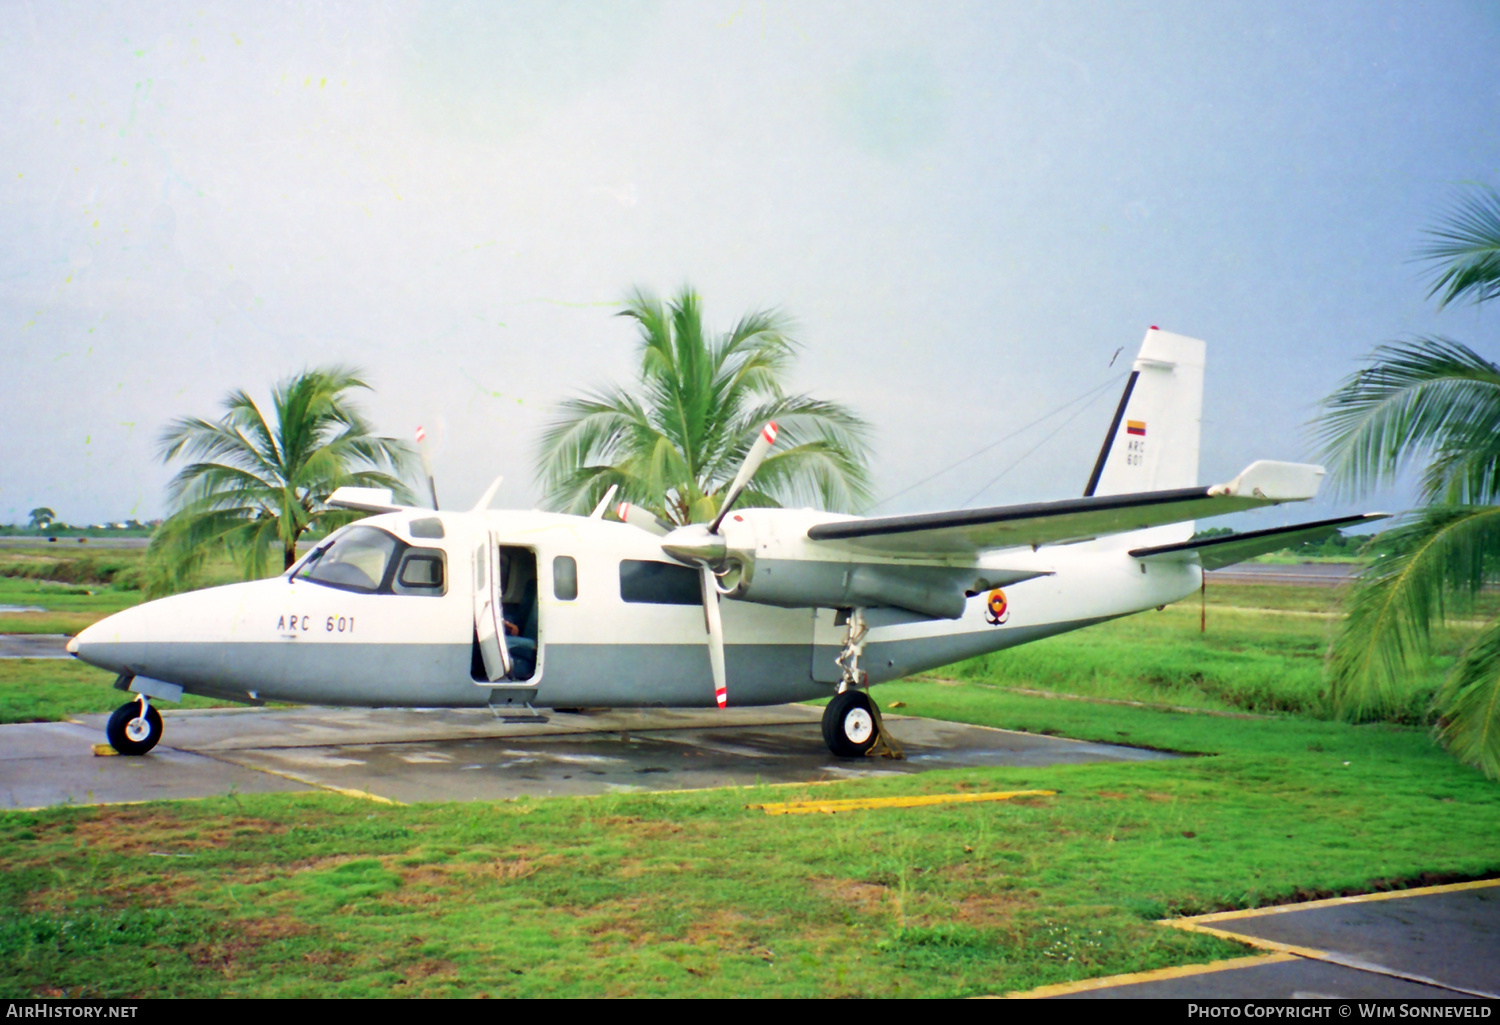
[106,694,163,756]
[821,609,904,759]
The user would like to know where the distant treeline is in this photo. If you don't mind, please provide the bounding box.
[1191,526,1370,559]
[0,526,154,538]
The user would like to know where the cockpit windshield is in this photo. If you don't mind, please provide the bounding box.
[295,526,401,594]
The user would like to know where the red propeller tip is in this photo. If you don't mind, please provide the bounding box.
[762,422,778,444]
[715,689,727,709]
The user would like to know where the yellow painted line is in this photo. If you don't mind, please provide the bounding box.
[1164,877,1500,926]
[1162,919,1332,960]
[750,789,1056,815]
[1001,953,1296,999]
[224,762,405,806]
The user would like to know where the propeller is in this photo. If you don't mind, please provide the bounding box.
[653,421,779,709]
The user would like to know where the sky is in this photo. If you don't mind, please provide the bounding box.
[2,0,1498,530]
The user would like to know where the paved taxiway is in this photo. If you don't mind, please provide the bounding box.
[1022,880,1499,1000]
[0,703,1173,809]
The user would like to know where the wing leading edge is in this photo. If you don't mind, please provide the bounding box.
[805,460,1326,556]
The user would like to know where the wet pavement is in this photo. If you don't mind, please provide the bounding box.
[0,720,312,808]
[0,704,1173,808]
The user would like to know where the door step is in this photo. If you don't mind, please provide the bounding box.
[487,689,546,724]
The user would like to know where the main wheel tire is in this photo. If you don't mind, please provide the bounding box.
[822,690,878,758]
[105,701,163,756]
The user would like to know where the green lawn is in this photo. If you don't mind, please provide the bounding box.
[2,577,1497,997]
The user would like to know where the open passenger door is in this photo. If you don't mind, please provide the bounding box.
[473,531,512,683]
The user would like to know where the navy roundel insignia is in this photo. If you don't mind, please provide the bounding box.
[985,588,1009,626]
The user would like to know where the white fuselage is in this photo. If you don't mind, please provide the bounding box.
[70,506,1202,709]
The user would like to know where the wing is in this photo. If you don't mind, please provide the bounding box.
[1129,512,1389,570]
[806,461,1326,556]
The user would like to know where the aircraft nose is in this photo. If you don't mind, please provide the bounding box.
[69,606,151,675]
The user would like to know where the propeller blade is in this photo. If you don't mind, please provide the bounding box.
[416,426,439,510]
[700,564,727,709]
[616,502,673,537]
[709,421,777,533]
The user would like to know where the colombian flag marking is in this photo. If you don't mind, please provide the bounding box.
[1126,420,1146,436]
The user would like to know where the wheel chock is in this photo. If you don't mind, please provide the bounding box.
[865,701,905,760]
[92,743,119,757]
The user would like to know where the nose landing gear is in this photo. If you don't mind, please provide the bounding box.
[106,695,163,756]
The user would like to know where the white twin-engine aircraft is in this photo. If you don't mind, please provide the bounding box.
[71,329,1384,758]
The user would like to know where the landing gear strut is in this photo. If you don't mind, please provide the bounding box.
[821,609,904,759]
[106,694,163,756]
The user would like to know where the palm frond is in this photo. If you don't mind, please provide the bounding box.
[537,284,870,524]
[1434,614,1500,779]
[1327,505,1500,720]
[1420,185,1500,309]
[151,366,414,593]
[1314,338,1500,503]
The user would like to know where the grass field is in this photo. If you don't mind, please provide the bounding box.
[2,559,1498,997]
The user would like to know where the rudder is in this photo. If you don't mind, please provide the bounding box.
[1083,327,1205,499]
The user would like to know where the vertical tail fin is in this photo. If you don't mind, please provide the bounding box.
[1084,327,1205,498]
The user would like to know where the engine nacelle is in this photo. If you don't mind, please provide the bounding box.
[721,551,1040,620]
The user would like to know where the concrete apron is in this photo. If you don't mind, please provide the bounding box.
[1,704,1174,808]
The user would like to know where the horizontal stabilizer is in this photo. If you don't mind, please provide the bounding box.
[326,486,403,514]
[805,460,1328,556]
[1129,513,1390,570]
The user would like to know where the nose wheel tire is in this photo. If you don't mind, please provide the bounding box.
[822,689,878,758]
[106,701,163,756]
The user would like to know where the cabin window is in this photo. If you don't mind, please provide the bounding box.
[553,556,578,601]
[295,527,401,594]
[408,517,445,539]
[393,549,446,596]
[619,559,700,605]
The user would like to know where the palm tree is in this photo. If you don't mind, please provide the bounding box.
[535,286,872,524]
[27,508,56,531]
[1316,185,1500,777]
[149,366,414,593]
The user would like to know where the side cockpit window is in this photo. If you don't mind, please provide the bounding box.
[296,526,445,597]
[394,550,446,595]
